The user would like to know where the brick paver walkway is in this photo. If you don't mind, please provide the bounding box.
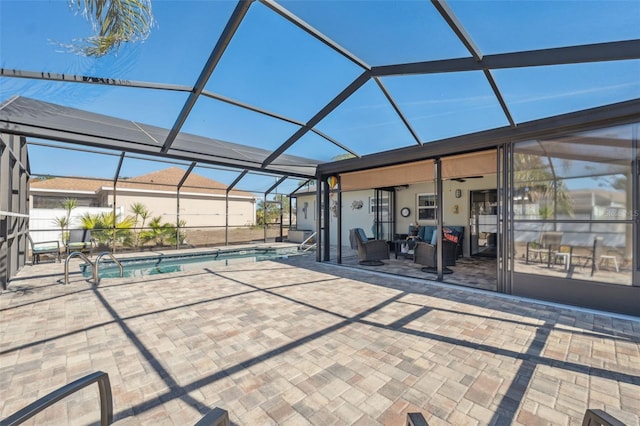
[1,254,639,425]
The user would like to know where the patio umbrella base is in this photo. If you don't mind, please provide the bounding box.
[359,260,385,266]
[421,266,454,274]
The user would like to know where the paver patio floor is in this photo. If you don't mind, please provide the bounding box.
[1,253,639,425]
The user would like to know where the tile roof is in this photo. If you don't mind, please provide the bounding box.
[29,177,111,192]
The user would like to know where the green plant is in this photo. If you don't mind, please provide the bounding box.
[176,219,187,245]
[256,196,288,226]
[52,216,69,243]
[55,198,78,241]
[514,153,573,219]
[538,206,553,219]
[80,212,136,247]
[65,0,155,57]
[130,202,151,247]
[140,216,175,246]
[61,198,78,228]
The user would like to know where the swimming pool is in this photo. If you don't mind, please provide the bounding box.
[81,246,300,279]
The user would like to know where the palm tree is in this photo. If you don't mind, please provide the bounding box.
[67,0,155,57]
[140,216,174,247]
[514,153,573,219]
[130,202,150,247]
[256,199,281,226]
[61,198,78,228]
[80,212,136,247]
[53,198,78,242]
[52,216,70,244]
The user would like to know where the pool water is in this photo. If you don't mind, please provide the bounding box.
[81,247,299,279]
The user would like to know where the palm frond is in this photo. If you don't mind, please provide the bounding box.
[67,0,155,57]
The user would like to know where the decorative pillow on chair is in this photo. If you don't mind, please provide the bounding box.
[443,229,459,244]
[430,229,438,245]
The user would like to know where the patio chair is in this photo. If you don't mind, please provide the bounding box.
[574,237,619,276]
[414,240,457,274]
[27,234,61,264]
[65,229,95,256]
[552,244,574,270]
[526,231,563,267]
[349,228,389,266]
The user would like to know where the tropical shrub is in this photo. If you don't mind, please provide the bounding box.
[140,216,178,246]
[80,212,136,247]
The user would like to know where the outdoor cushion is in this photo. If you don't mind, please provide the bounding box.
[430,229,438,245]
[418,226,436,241]
[67,242,89,249]
[33,244,59,252]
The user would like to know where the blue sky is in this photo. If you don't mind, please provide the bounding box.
[1,0,639,194]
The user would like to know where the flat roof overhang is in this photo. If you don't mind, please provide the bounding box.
[317,98,640,176]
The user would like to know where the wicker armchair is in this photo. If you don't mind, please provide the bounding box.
[414,240,457,271]
[349,228,389,266]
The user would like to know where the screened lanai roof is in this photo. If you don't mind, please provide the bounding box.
[1,0,639,194]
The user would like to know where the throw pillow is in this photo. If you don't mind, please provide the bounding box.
[444,230,459,244]
[430,229,438,245]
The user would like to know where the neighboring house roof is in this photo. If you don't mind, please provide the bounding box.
[30,167,255,199]
[29,177,112,193]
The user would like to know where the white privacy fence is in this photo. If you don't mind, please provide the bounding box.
[29,207,124,244]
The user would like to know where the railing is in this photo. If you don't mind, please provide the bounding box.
[64,251,123,285]
[403,409,626,426]
[299,231,317,252]
[94,252,123,284]
[193,407,230,426]
[0,371,230,426]
[582,409,626,426]
[0,371,113,426]
[406,412,429,426]
[29,223,289,253]
[64,251,94,285]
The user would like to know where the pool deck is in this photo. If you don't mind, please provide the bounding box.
[1,248,639,425]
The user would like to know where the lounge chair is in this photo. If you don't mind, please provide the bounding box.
[27,234,61,264]
[349,228,389,266]
[65,229,95,256]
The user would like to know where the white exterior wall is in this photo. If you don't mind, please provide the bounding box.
[107,190,256,228]
[294,194,317,232]
[295,190,376,249]
[296,175,498,257]
[338,189,375,246]
[395,177,497,258]
[395,181,436,234]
